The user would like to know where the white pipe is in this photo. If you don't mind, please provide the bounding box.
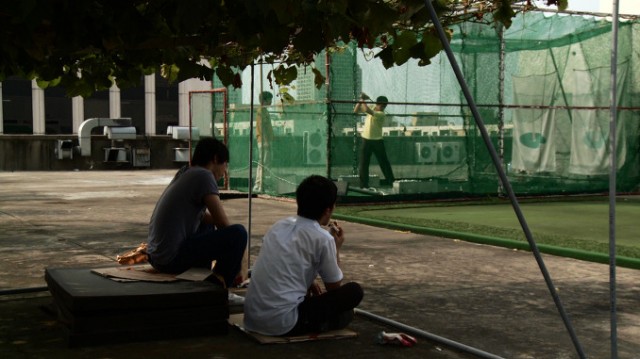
[77,117,132,156]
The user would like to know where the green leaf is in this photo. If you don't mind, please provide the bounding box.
[216,66,235,87]
[61,76,95,98]
[312,67,325,89]
[35,78,50,89]
[392,31,418,66]
[493,1,516,29]
[269,0,301,24]
[317,0,348,14]
[375,46,394,69]
[422,30,445,60]
[0,0,536,95]
[273,65,298,85]
[161,64,179,83]
[558,0,568,12]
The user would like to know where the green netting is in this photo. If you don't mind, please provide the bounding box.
[191,11,640,201]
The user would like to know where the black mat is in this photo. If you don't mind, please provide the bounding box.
[45,267,227,312]
[45,267,230,347]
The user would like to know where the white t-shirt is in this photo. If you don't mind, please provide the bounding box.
[243,216,343,335]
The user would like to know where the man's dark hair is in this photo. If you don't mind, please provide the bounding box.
[296,175,338,220]
[260,91,273,103]
[191,137,229,166]
[376,96,389,109]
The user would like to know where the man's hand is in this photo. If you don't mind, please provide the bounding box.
[307,282,323,297]
[353,101,363,113]
[328,220,344,250]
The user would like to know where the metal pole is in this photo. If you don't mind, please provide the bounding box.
[187,90,193,167]
[608,1,620,357]
[247,64,256,271]
[352,43,359,175]
[325,50,333,179]
[0,286,48,296]
[355,309,505,359]
[497,23,505,195]
[422,1,586,357]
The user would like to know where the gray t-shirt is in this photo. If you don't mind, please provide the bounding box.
[147,167,219,265]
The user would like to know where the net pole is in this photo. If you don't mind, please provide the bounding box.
[351,42,360,176]
[325,50,333,179]
[608,1,620,358]
[188,91,193,167]
[497,23,505,196]
[422,1,586,357]
[247,63,256,271]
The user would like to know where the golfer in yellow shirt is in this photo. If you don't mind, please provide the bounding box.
[353,95,395,188]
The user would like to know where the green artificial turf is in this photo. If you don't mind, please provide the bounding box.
[334,196,640,259]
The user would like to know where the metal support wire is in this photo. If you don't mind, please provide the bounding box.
[329,98,640,111]
[422,1,586,357]
[608,1,620,358]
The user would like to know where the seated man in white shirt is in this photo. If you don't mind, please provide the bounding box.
[243,175,363,336]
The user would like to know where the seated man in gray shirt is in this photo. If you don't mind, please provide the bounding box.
[146,137,247,288]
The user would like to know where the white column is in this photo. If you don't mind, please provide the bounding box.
[179,78,212,127]
[0,82,4,134]
[178,81,189,126]
[144,74,156,135]
[31,80,46,134]
[72,96,84,134]
[109,83,121,118]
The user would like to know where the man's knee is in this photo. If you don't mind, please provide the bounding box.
[226,224,248,249]
[343,282,364,307]
[227,224,247,238]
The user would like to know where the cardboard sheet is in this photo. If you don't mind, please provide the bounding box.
[91,265,177,282]
[175,267,213,281]
[228,313,358,344]
[91,265,214,282]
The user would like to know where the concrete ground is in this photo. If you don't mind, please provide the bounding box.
[0,170,638,359]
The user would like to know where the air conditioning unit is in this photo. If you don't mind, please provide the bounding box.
[439,142,461,164]
[167,126,200,141]
[303,130,326,165]
[55,140,74,160]
[104,126,136,140]
[173,148,191,162]
[103,147,129,162]
[415,142,438,164]
[132,148,151,167]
